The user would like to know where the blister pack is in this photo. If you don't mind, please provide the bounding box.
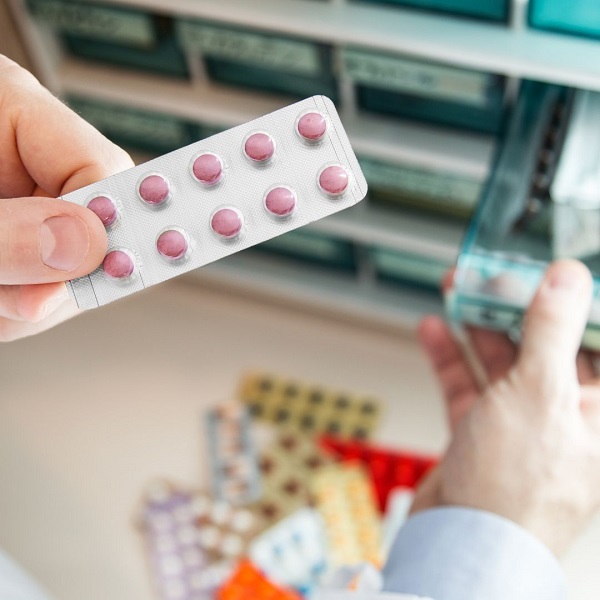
[380,488,415,560]
[206,402,261,506]
[320,437,437,512]
[63,96,367,309]
[310,464,382,568]
[239,372,382,439]
[139,480,234,600]
[254,429,332,527]
[249,508,329,595]
[189,491,260,562]
[218,560,303,600]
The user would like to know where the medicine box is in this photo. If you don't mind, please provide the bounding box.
[370,246,448,291]
[27,0,189,78]
[356,0,509,22]
[342,47,506,134]
[67,97,201,155]
[176,20,339,102]
[529,0,600,40]
[451,81,600,349]
[254,229,357,272]
[359,155,483,219]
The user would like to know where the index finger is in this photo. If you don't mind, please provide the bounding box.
[0,55,133,199]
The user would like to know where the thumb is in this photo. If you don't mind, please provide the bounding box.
[517,260,593,396]
[0,197,107,285]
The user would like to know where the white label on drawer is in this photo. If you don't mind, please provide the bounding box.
[360,158,482,209]
[342,48,493,107]
[70,99,190,149]
[28,0,154,46]
[177,21,322,76]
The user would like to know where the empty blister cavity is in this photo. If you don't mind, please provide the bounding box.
[156,227,190,261]
[86,194,118,228]
[211,207,244,240]
[138,173,171,206]
[264,185,297,218]
[297,111,327,142]
[244,131,275,163]
[102,249,136,280]
[191,152,224,186]
[318,164,350,197]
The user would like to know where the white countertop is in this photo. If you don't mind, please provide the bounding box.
[0,279,598,600]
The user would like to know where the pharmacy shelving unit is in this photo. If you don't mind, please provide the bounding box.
[10,0,600,330]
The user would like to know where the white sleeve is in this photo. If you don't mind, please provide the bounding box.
[382,507,567,600]
[0,550,52,600]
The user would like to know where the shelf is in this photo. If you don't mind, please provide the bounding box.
[190,251,444,331]
[57,58,493,178]
[84,0,600,91]
[313,203,463,262]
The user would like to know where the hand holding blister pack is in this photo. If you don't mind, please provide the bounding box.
[63,96,367,309]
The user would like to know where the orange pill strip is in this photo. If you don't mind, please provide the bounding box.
[310,463,383,567]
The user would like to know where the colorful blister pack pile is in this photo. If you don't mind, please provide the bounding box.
[239,372,382,439]
[139,480,234,600]
[218,560,303,600]
[310,463,382,568]
[320,437,437,512]
[206,402,261,506]
[249,508,329,596]
[63,96,367,309]
[254,429,332,528]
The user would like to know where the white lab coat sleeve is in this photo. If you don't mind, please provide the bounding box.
[0,550,52,600]
[382,507,567,600]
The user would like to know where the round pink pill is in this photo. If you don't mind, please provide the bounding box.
[87,196,118,227]
[318,165,349,196]
[157,229,189,260]
[244,132,275,163]
[192,153,223,185]
[103,250,135,279]
[138,174,170,205]
[264,186,296,218]
[211,208,243,239]
[297,112,327,141]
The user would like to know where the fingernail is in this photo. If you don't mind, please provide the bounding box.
[40,215,90,272]
[547,267,583,293]
[41,285,70,320]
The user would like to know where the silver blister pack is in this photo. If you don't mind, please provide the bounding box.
[63,96,367,309]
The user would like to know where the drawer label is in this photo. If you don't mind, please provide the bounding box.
[69,99,189,148]
[28,0,154,46]
[177,21,323,76]
[342,47,495,107]
[360,157,482,208]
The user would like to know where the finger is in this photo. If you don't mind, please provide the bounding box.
[577,352,597,384]
[0,296,79,343]
[0,282,69,322]
[517,260,593,400]
[467,327,516,383]
[0,55,133,198]
[409,466,442,515]
[441,269,455,293]
[579,386,600,433]
[0,197,107,285]
[418,316,480,429]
